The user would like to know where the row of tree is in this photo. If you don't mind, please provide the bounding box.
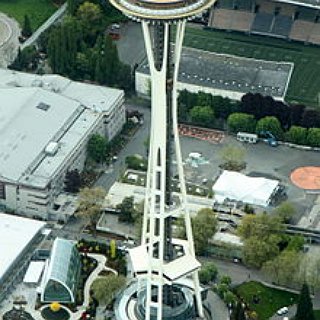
[46,1,132,91]
[178,90,320,134]
[238,206,320,291]
[227,112,320,146]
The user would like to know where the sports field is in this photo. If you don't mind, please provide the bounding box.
[0,0,57,30]
[183,27,320,108]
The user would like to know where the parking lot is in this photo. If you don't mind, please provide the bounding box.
[179,133,320,221]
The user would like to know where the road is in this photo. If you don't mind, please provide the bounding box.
[94,104,150,191]
[21,3,67,50]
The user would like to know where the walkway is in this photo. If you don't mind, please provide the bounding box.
[2,254,116,320]
[20,3,67,50]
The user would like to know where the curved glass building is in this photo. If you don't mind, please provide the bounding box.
[41,238,81,303]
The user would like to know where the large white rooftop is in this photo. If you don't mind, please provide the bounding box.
[0,69,124,188]
[0,213,45,280]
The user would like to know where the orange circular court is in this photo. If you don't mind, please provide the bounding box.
[290,166,320,190]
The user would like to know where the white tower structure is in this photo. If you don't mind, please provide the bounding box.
[109,0,216,319]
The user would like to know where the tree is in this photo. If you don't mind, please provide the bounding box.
[177,208,218,255]
[64,169,81,193]
[238,214,284,268]
[199,262,218,284]
[116,196,136,223]
[91,274,126,306]
[262,250,302,286]
[307,128,320,147]
[256,116,283,139]
[240,93,264,119]
[77,187,106,227]
[190,105,215,127]
[77,1,103,39]
[273,201,296,223]
[22,15,32,38]
[219,144,246,170]
[227,113,256,133]
[47,17,82,76]
[212,96,240,119]
[301,109,320,129]
[295,284,315,320]
[67,0,78,15]
[285,126,308,145]
[290,104,306,126]
[87,133,107,163]
[109,239,117,259]
[243,235,280,268]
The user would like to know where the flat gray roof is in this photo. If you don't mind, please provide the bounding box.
[0,70,123,115]
[0,69,124,188]
[137,47,293,98]
[0,87,81,185]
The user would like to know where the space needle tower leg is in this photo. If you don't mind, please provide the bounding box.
[171,20,204,318]
[141,20,170,320]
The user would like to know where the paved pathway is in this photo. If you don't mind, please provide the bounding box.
[21,3,67,50]
[2,254,116,320]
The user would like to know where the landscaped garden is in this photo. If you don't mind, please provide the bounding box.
[0,0,58,29]
[234,281,298,320]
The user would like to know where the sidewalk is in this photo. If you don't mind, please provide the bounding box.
[1,254,116,320]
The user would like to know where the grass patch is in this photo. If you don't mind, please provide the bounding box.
[234,281,298,320]
[315,310,320,320]
[0,0,57,29]
[183,27,320,108]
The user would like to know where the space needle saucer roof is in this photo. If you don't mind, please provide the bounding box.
[109,0,217,21]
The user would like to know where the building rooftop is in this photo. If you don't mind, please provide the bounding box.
[0,213,45,280]
[0,69,124,188]
[0,70,123,115]
[137,46,293,98]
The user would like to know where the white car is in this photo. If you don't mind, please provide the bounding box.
[277,307,288,315]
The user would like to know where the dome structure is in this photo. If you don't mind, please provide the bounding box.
[41,238,81,303]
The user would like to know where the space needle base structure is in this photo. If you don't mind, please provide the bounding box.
[109,0,216,319]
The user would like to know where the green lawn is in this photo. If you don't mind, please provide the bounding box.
[0,0,57,29]
[234,281,298,320]
[183,27,320,108]
[315,310,320,320]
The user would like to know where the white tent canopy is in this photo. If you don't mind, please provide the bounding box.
[213,170,279,207]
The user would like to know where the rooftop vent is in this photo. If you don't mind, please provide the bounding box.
[37,102,50,111]
[45,142,59,156]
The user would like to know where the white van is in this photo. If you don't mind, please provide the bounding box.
[236,132,258,144]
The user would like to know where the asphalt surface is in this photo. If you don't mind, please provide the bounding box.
[94,104,150,192]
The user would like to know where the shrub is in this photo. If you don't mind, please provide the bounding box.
[227,113,256,133]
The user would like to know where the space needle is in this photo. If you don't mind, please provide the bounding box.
[109,0,217,318]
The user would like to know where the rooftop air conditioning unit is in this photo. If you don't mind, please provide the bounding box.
[45,142,59,156]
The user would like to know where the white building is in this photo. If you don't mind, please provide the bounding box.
[136,47,293,102]
[213,170,279,207]
[0,69,125,220]
[0,213,46,302]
